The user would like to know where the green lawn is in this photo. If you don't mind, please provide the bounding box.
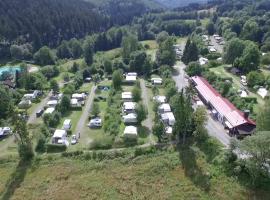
[57,109,82,133]
[80,82,111,149]
[78,83,93,93]
[141,40,158,61]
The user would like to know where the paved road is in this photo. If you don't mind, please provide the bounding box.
[172,40,230,147]
[172,62,189,91]
[210,36,224,54]
[74,86,96,144]
[140,79,155,144]
[27,91,52,124]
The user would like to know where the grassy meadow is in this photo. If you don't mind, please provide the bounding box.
[0,144,269,200]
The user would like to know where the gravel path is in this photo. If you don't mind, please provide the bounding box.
[27,91,52,124]
[74,85,96,144]
[140,79,155,144]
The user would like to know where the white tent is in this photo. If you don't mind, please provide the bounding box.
[70,98,81,107]
[44,107,55,114]
[123,102,136,113]
[209,47,217,53]
[72,93,86,100]
[123,113,137,123]
[123,126,137,138]
[47,100,58,107]
[122,92,133,101]
[126,75,137,82]
[165,126,173,134]
[158,103,171,113]
[257,88,268,99]
[199,57,208,66]
[63,119,71,130]
[52,129,67,144]
[161,112,176,126]
[151,77,163,85]
[153,96,166,104]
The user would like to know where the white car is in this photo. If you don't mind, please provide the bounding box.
[71,135,77,145]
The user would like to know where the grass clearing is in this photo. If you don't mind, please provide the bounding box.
[141,40,158,61]
[209,66,265,112]
[1,148,269,200]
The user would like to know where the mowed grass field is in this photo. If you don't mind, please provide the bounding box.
[1,148,269,200]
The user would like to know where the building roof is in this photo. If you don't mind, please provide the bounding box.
[191,76,256,127]
[126,75,137,82]
[127,72,137,76]
[53,129,67,138]
[47,100,58,106]
[123,113,137,120]
[153,95,166,103]
[70,98,78,105]
[90,118,102,124]
[159,103,171,112]
[161,112,175,121]
[63,119,71,126]
[72,93,85,99]
[123,102,136,110]
[124,126,137,135]
[122,92,133,99]
[44,107,55,114]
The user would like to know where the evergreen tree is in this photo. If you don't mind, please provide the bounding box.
[83,39,94,65]
[173,90,193,144]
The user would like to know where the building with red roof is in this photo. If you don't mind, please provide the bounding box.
[191,76,256,137]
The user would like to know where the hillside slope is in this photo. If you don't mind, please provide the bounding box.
[0,0,156,50]
[1,150,267,200]
[154,0,207,8]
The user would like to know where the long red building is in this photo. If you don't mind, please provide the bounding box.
[191,76,256,137]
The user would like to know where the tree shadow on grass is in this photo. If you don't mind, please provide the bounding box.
[196,137,222,163]
[2,159,32,200]
[178,143,211,192]
[138,126,150,138]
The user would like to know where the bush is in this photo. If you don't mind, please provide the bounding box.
[123,137,138,147]
[45,144,67,153]
[89,136,114,150]
[207,60,221,68]
[206,52,222,60]
[35,134,46,153]
[62,150,83,157]
[243,97,257,104]
[134,146,157,157]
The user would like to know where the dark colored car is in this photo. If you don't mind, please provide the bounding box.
[36,109,44,118]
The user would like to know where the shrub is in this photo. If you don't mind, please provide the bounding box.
[134,146,157,157]
[35,134,46,153]
[62,150,83,157]
[123,137,138,147]
[89,136,114,150]
[45,144,67,153]
[206,52,222,60]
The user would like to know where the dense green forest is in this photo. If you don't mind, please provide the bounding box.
[155,0,207,8]
[0,0,159,59]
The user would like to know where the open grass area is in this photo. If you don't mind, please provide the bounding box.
[141,40,158,61]
[57,109,82,133]
[80,82,111,149]
[1,146,269,200]
[209,66,266,112]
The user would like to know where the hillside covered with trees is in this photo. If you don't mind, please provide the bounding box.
[0,0,158,59]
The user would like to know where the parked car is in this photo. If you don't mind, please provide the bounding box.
[36,109,44,118]
[71,135,77,145]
